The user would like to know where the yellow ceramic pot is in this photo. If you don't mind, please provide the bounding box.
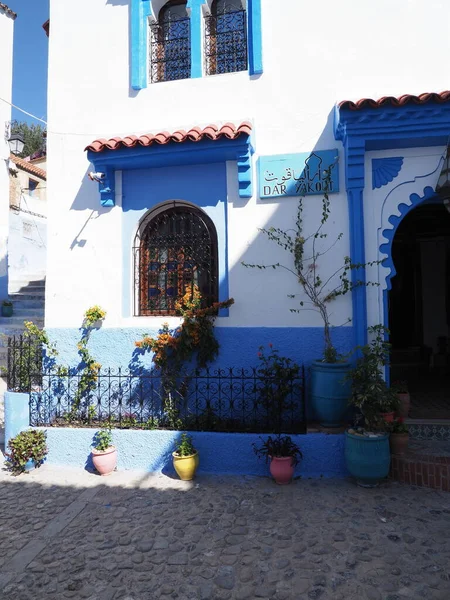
[172,451,199,481]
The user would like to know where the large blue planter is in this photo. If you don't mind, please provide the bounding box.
[345,431,390,487]
[310,361,351,427]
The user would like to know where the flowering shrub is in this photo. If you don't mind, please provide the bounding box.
[135,288,234,427]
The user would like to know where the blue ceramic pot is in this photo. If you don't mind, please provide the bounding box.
[345,431,390,487]
[24,459,35,472]
[310,361,352,427]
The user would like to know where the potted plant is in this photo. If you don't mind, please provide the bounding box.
[91,429,117,476]
[242,174,376,427]
[5,429,48,474]
[253,434,303,485]
[172,433,199,481]
[345,326,397,487]
[390,417,409,455]
[393,380,410,418]
[2,300,13,317]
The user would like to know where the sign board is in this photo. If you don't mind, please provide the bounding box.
[258,150,339,199]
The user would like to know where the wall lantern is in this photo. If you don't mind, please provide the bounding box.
[8,132,25,155]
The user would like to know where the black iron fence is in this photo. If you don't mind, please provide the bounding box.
[7,336,306,434]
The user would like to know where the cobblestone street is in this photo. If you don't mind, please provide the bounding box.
[0,466,449,600]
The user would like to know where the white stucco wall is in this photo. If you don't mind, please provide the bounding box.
[0,9,14,300]
[45,0,450,329]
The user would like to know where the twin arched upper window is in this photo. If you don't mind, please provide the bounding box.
[150,0,248,83]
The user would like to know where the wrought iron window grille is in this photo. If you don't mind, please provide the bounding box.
[150,14,191,83]
[205,9,248,76]
[134,206,218,316]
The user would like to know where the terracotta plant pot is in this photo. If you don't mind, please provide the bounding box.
[269,456,295,485]
[173,452,199,481]
[390,433,409,455]
[380,411,395,423]
[91,446,117,476]
[397,393,410,418]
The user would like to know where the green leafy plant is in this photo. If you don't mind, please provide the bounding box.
[84,305,107,328]
[392,380,408,394]
[174,433,196,457]
[11,119,46,158]
[93,429,113,452]
[5,429,48,474]
[390,417,408,434]
[253,434,303,465]
[2,300,12,307]
[8,321,59,393]
[257,344,300,433]
[242,172,378,363]
[347,325,400,431]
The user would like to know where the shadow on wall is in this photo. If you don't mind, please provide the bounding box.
[62,107,351,370]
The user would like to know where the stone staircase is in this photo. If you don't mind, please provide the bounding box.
[0,278,45,443]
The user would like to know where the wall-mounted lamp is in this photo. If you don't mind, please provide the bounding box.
[8,132,25,155]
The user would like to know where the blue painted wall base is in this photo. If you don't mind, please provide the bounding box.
[38,428,348,478]
[4,392,30,447]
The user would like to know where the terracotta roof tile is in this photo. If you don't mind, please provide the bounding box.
[0,2,16,18]
[85,122,252,153]
[339,91,450,111]
[10,155,47,180]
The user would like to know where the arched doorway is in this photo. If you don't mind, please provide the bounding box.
[389,200,450,418]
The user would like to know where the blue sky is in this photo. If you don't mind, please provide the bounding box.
[7,0,49,126]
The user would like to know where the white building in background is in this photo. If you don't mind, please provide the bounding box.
[45,0,450,416]
[0,3,16,302]
[8,154,47,286]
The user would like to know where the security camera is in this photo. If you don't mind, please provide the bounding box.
[88,171,106,183]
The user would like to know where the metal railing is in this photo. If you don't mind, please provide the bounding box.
[8,336,306,434]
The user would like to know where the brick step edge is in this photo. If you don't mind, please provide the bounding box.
[390,453,450,492]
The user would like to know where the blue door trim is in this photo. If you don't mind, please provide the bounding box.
[334,99,450,350]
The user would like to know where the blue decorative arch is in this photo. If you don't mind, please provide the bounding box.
[334,97,450,349]
[379,186,437,291]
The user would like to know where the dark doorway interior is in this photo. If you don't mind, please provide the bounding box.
[389,201,450,419]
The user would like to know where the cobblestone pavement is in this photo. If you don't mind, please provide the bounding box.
[0,466,449,600]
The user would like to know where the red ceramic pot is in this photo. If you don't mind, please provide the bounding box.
[92,446,117,476]
[269,456,295,485]
[380,412,395,423]
[390,433,409,455]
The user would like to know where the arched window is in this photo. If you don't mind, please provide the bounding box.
[205,0,247,75]
[135,204,218,315]
[150,0,191,83]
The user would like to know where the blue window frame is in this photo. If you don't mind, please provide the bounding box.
[150,0,191,82]
[205,0,247,75]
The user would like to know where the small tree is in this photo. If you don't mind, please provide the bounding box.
[10,120,46,158]
[242,173,378,363]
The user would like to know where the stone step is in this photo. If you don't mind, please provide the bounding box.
[0,318,44,329]
[10,308,44,318]
[9,300,45,310]
[9,290,45,299]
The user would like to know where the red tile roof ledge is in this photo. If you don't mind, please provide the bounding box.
[339,91,450,111]
[85,122,253,153]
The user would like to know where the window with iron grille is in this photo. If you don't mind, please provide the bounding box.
[134,205,218,316]
[205,0,248,76]
[150,0,191,83]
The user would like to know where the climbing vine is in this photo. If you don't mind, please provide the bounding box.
[66,306,106,421]
[136,288,234,425]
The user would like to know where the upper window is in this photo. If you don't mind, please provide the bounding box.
[205,0,248,76]
[28,179,38,196]
[150,0,191,83]
[135,204,218,316]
